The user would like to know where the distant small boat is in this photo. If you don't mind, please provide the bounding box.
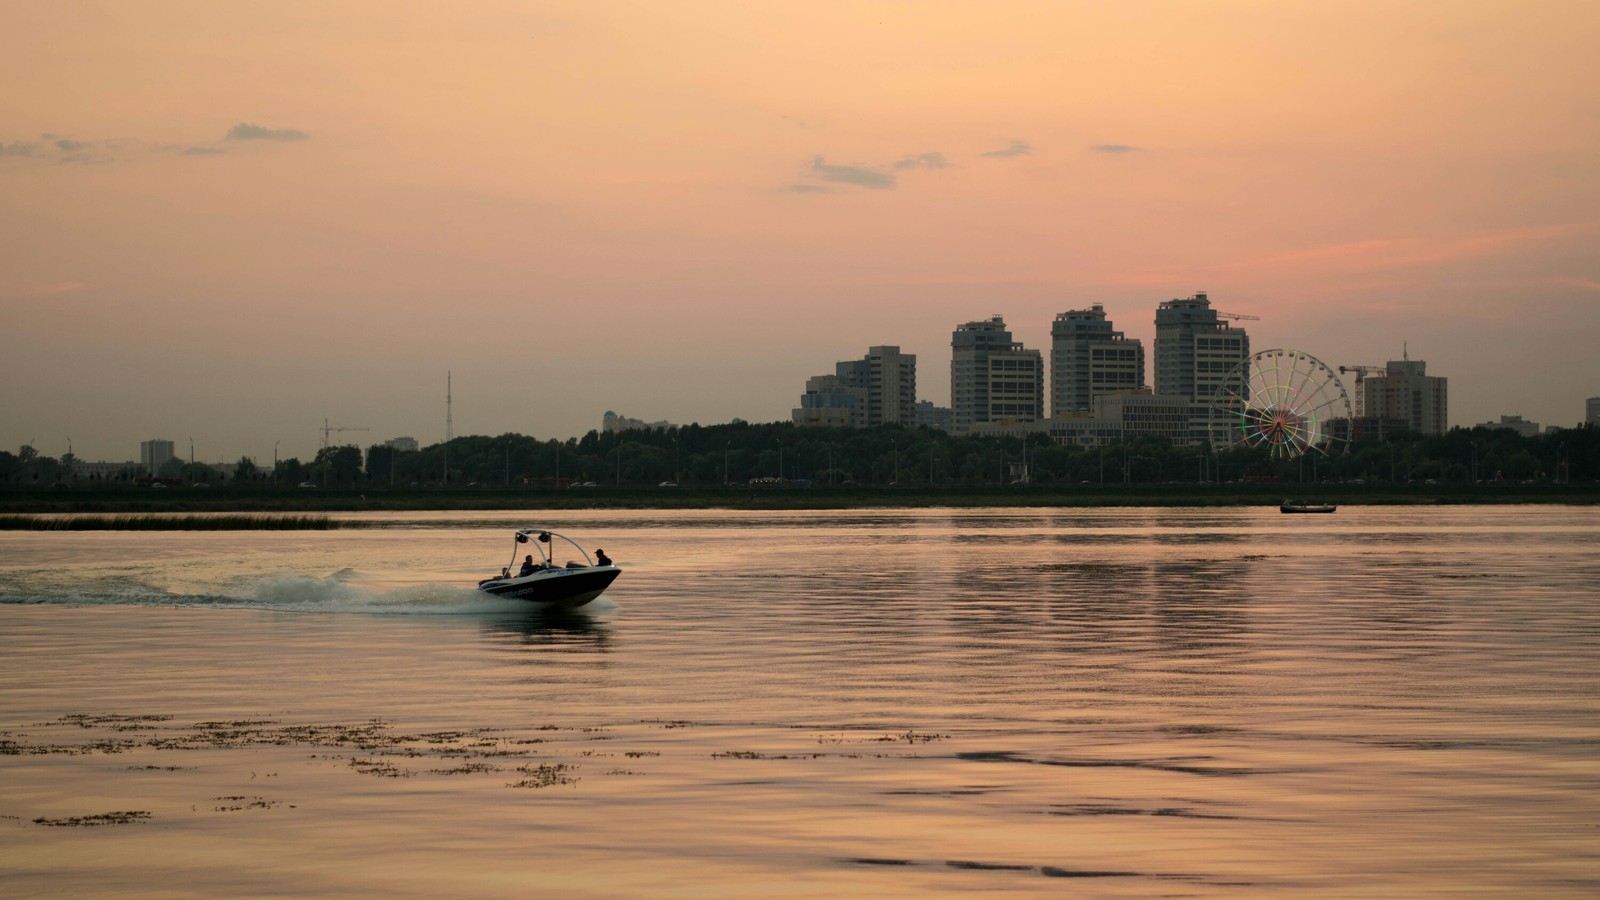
[1280,500,1337,514]
[476,529,620,608]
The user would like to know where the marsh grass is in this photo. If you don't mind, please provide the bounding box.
[0,514,349,531]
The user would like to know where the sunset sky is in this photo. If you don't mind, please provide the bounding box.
[3,1,1596,462]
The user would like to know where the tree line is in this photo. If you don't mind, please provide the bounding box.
[6,420,1594,489]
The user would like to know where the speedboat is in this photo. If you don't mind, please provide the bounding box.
[476,529,621,607]
[1280,499,1337,514]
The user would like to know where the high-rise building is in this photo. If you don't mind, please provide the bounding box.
[1050,304,1145,417]
[1153,291,1250,403]
[1587,397,1599,425]
[951,316,1044,434]
[140,439,174,474]
[792,345,917,429]
[863,346,917,427]
[793,373,868,428]
[1364,357,1448,435]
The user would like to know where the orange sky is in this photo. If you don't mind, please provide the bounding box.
[3,1,1597,460]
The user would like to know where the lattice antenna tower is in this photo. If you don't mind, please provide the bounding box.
[443,371,452,486]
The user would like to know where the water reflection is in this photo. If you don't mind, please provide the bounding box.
[479,607,614,649]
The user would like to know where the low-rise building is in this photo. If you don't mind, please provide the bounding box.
[969,390,1203,447]
[1476,415,1541,437]
[914,400,952,431]
[603,411,677,433]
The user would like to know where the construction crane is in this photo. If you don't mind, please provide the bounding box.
[320,419,370,449]
[1216,310,1260,321]
[1338,365,1384,417]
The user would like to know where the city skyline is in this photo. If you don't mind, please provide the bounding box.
[4,2,1598,460]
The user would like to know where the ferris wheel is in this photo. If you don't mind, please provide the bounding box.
[1207,349,1352,459]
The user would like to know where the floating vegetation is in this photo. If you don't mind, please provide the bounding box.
[57,713,173,728]
[891,731,946,744]
[3,711,962,811]
[1,737,137,756]
[429,763,503,776]
[349,757,413,778]
[213,796,280,812]
[0,515,350,531]
[33,811,151,827]
[1037,562,1132,573]
[508,763,578,788]
[819,730,948,745]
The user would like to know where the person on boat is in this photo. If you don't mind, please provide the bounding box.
[519,554,540,577]
[595,548,613,567]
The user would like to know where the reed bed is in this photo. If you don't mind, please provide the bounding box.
[0,515,350,531]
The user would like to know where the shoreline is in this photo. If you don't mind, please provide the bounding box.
[1,484,1595,517]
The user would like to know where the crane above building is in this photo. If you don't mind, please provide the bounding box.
[1338,365,1385,417]
[321,419,370,449]
[1216,310,1260,321]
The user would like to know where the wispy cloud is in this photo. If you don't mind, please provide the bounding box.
[0,122,310,164]
[980,140,1030,158]
[785,183,833,194]
[1547,276,1600,292]
[225,122,309,142]
[1090,144,1138,154]
[1103,223,1600,289]
[894,152,950,171]
[0,280,88,300]
[810,156,895,190]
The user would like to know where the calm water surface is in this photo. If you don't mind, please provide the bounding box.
[2,506,1597,896]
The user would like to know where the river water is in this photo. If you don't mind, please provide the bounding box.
[1,506,1596,896]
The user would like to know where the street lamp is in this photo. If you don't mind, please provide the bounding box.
[724,441,730,486]
[776,438,783,483]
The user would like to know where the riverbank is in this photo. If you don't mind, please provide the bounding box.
[2,483,1595,515]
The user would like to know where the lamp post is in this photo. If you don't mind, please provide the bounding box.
[673,433,679,485]
[776,438,783,483]
[891,439,898,485]
[273,441,280,487]
[724,441,730,486]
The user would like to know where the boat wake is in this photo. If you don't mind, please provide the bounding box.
[0,572,551,616]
